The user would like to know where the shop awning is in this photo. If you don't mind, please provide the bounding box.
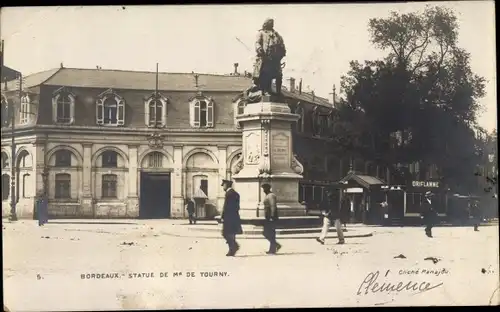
[193,188,208,199]
[339,172,386,189]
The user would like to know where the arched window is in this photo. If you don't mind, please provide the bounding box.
[20,94,31,124]
[55,173,71,199]
[189,96,214,128]
[54,150,72,167]
[1,152,8,169]
[2,174,10,200]
[147,152,163,168]
[1,95,9,127]
[295,105,304,133]
[17,150,30,168]
[234,99,246,129]
[96,89,125,126]
[101,151,118,168]
[145,94,167,127]
[102,174,117,198]
[52,90,75,124]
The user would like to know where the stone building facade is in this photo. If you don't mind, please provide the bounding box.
[1,66,387,219]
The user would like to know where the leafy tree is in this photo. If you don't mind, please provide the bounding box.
[337,5,486,191]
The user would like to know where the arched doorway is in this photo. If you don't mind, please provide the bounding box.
[139,151,171,219]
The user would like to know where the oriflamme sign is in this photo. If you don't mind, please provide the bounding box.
[412,181,440,188]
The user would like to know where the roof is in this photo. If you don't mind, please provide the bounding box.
[1,65,21,81]
[3,67,332,106]
[339,171,386,189]
[193,188,208,199]
[5,68,60,91]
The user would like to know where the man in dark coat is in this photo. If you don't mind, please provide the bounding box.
[221,179,242,256]
[340,192,351,228]
[316,189,344,245]
[421,191,437,238]
[261,183,282,254]
[186,198,196,224]
[469,199,481,232]
[36,190,48,226]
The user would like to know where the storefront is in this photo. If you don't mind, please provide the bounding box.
[338,172,386,224]
[404,179,447,218]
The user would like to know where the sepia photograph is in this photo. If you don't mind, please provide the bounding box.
[1,2,498,310]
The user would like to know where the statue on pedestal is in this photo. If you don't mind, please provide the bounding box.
[245,18,287,104]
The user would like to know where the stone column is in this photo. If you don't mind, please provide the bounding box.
[217,146,228,214]
[127,145,139,217]
[80,143,93,217]
[233,98,306,219]
[172,145,184,218]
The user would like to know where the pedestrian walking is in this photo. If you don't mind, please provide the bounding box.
[421,191,437,238]
[340,192,351,229]
[261,183,282,254]
[470,199,481,232]
[185,198,196,224]
[36,190,48,226]
[221,179,242,257]
[316,189,345,245]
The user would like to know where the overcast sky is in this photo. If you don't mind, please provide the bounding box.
[1,2,496,131]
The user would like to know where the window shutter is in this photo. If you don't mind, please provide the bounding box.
[52,95,58,123]
[206,100,214,128]
[191,100,200,128]
[69,95,75,125]
[96,99,104,125]
[144,99,150,126]
[161,100,167,127]
[117,99,125,126]
[189,100,195,127]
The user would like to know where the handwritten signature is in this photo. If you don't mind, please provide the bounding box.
[357,270,443,295]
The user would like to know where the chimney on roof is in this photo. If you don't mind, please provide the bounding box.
[311,90,315,102]
[60,62,64,68]
[233,63,239,75]
[298,78,302,94]
[289,77,296,93]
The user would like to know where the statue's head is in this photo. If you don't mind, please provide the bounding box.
[263,18,274,30]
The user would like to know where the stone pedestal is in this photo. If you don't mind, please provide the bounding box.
[232,99,306,219]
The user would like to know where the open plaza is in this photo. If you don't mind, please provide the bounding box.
[3,219,499,309]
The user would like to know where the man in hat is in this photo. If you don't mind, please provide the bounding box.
[421,191,437,237]
[221,179,242,256]
[253,18,286,96]
[185,197,196,224]
[35,189,48,226]
[261,183,282,254]
[316,189,345,245]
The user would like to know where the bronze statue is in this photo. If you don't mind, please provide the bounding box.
[248,18,286,102]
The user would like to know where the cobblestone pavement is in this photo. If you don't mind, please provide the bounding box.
[2,219,499,310]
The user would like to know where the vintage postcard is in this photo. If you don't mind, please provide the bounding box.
[1,2,498,310]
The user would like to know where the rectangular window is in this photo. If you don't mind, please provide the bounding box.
[102,174,117,198]
[200,179,208,196]
[55,174,71,199]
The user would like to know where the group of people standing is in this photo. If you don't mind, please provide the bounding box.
[219,180,350,256]
[220,179,281,256]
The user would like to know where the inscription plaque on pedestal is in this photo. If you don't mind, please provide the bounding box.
[271,133,290,168]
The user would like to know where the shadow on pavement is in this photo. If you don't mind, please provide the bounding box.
[47,221,138,225]
[235,252,315,258]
